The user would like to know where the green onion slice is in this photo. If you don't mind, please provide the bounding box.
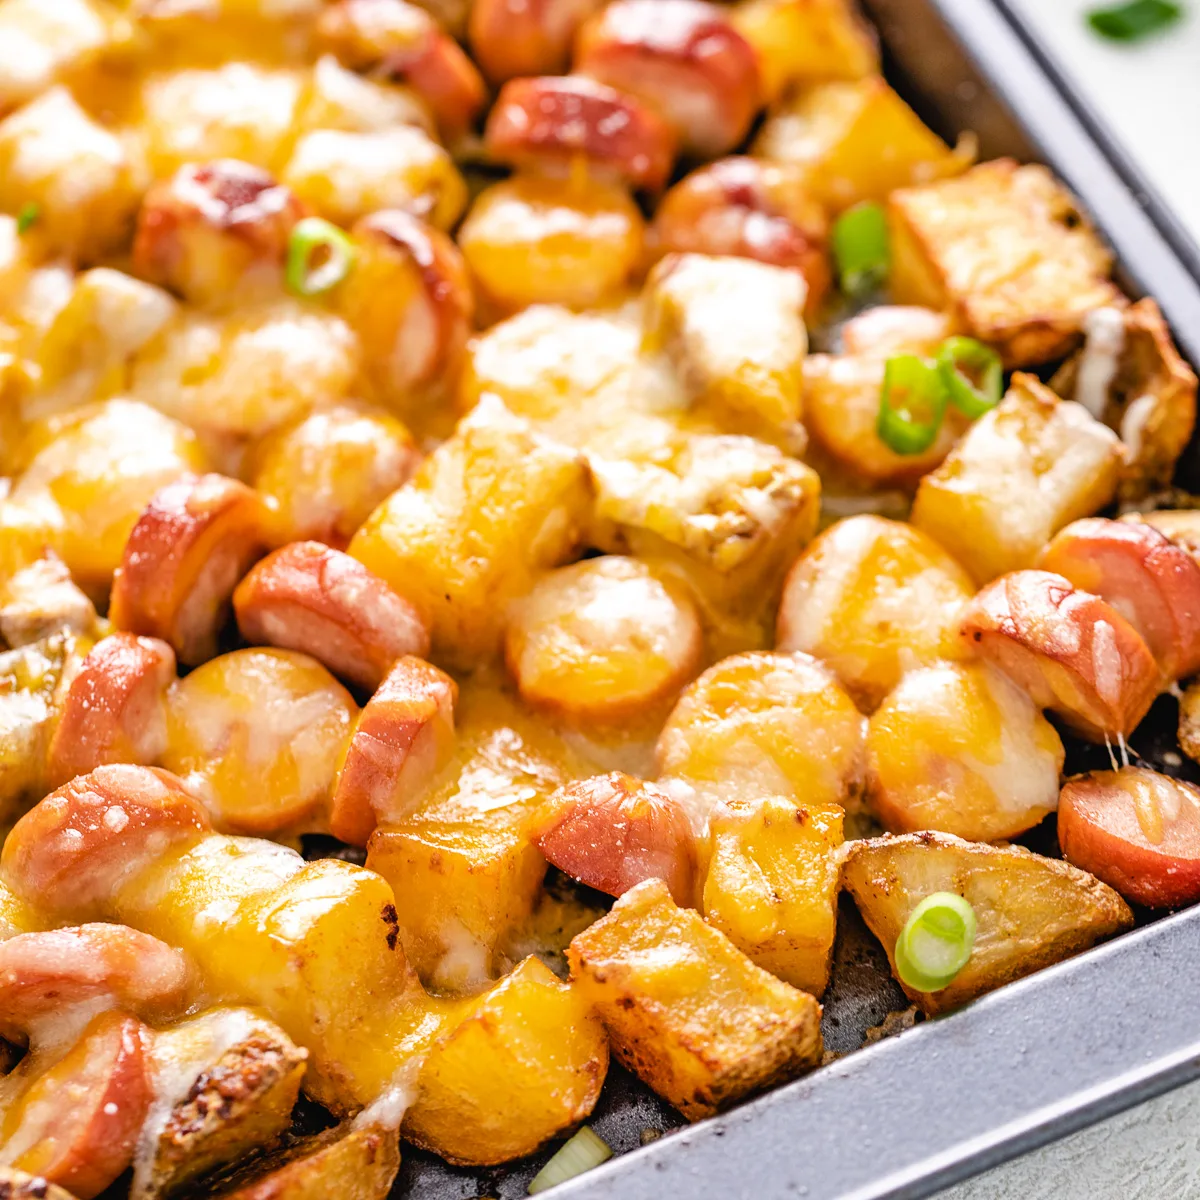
[832,201,889,297]
[16,202,39,235]
[937,336,1003,418]
[1087,0,1183,40]
[895,892,977,993]
[286,217,356,296]
[876,354,948,455]
[528,1127,613,1194]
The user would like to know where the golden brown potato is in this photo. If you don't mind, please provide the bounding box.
[505,556,703,724]
[485,75,677,191]
[754,77,968,211]
[569,878,823,1120]
[703,793,844,995]
[0,1168,77,1200]
[1049,298,1197,500]
[842,832,1133,1015]
[133,161,308,309]
[349,398,593,669]
[294,54,434,138]
[1177,679,1200,765]
[162,648,358,835]
[0,87,141,260]
[656,650,865,816]
[235,543,430,694]
[910,374,1125,585]
[403,956,608,1165]
[459,176,646,317]
[0,552,96,648]
[575,0,762,158]
[866,662,1063,842]
[776,516,974,711]
[730,0,878,101]
[888,160,1121,366]
[642,253,808,442]
[248,404,420,549]
[109,474,269,667]
[960,570,1160,742]
[469,0,603,83]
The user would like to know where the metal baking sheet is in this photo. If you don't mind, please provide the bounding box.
[392,0,1200,1196]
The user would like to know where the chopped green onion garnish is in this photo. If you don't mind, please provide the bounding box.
[876,354,948,455]
[285,217,356,297]
[895,892,977,993]
[937,336,1003,418]
[16,203,39,235]
[832,201,890,297]
[1087,0,1183,40]
[528,1127,612,1194]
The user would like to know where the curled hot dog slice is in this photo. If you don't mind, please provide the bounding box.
[1,1012,153,1200]
[485,75,677,191]
[47,633,177,788]
[110,474,269,667]
[234,542,430,692]
[329,655,457,846]
[469,0,603,83]
[1059,767,1200,908]
[534,772,697,905]
[959,570,1160,742]
[575,0,762,158]
[1039,517,1200,680]
[1,765,211,920]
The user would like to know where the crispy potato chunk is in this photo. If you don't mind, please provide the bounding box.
[842,832,1133,1015]
[910,374,1124,584]
[866,662,1063,842]
[656,650,865,817]
[0,87,141,260]
[404,956,608,1164]
[888,160,1120,366]
[505,556,703,724]
[1050,299,1197,500]
[162,648,358,834]
[0,553,96,648]
[960,570,1159,742]
[754,77,967,211]
[642,253,808,441]
[249,404,420,549]
[349,398,593,669]
[776,516,974,711]
[576,0,762,158]
[569,878,823,1119]
[460,176,646,317]
[730,0,878,101]
[469,0,603,82]
[294,54,434,137]
[282,126,466,231]
[703,794,843,996]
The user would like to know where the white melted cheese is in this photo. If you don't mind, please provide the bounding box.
[1075,306,1126,419]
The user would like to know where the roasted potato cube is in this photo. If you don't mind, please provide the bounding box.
[0,87,141,260]
[469,0,603,83]
[294,54,434,137]
[842,832,1133,1015]
[703,794,843,996]
[281,126,466,231]
[0,878,38,940]
[0,552,96,647]
[1050,298,1197,500]
[656,650,865,816]
[910,374,1124,584]
[866,662,1063,842]
[776,515,974,711]
[730,0,877,101]
[460,176,646,317]
[403,956,608,1165]
[888,160,1121,366]
[642,253,808,441]
[349,398,593,668]
[754,77,967,211]
[569,878,823,1119]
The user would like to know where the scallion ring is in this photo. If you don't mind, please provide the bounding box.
[876,354,948,455]
[895,892,977,993]
[16,202,39,235]
[937,336,1003,418]
[832,201,890,297]
[528,1127,613,1194]
[286,217,356,297]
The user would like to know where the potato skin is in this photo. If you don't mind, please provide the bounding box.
[1059,768,1200,909]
